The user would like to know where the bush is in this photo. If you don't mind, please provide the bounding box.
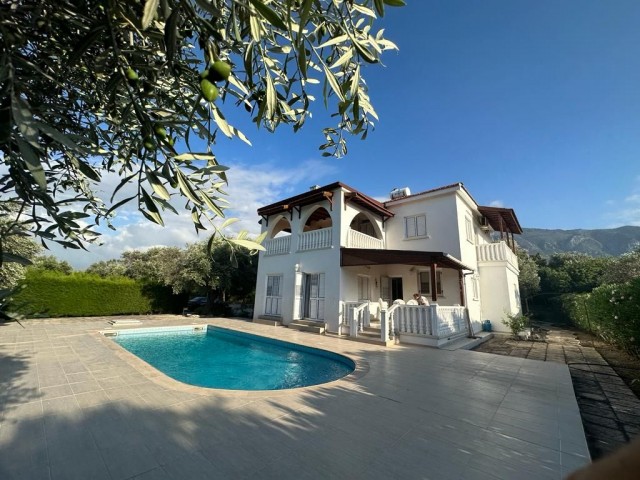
[562,278,640,356]
[9,270,157,317]
[503,312,529,339]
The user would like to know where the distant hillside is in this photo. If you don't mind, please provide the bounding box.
[518,226,640,257]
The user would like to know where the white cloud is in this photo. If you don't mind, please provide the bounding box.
[604,177,640,227]
[489,200,504,207]
[49,158,339,269]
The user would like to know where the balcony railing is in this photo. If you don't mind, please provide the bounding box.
[346,229,384,249]
[298,227,332,251]
[263,236,291,256]
[476,241,518,267]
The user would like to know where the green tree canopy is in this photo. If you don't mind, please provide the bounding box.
[601,247,640,285]
[84,258,128,278]
[0,204,41,290]
[516,248,540,302]
[539,252,611,294]
[31,255,73,275]
[1,0,402,255]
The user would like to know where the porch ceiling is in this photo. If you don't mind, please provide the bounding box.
[478,206,523,234]
[340,248,474,271]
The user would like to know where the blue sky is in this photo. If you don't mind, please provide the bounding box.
[51,1,640,268]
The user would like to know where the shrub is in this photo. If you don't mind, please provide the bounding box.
[503,312,529,339]
[562,278,640,357]
[9,270,155,317]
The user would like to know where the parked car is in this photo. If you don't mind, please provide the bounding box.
[187,297,208,309]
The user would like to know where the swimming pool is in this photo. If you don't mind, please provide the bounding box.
[109,325,355,390]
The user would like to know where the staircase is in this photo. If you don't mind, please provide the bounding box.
[288,319,326,334]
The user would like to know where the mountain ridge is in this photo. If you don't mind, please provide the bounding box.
[517,226,640,257]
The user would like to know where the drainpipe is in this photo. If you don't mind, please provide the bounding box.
[463,271,475,338]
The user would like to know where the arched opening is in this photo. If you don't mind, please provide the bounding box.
[270,217,292,238]
[349,212,381,239]
[303,207,332,232]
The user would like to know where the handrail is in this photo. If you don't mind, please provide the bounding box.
[348,301,370,337]
[347,229,384,249]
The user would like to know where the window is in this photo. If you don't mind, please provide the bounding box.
[418,270,443,296]
[357,276,370,301]
[265,274,283,316]
[472,275,479,300]
[404,214,427,239]
[465,216,474,244]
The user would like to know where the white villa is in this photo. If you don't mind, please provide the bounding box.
[252,182,523,347]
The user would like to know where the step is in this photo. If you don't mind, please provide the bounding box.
[363,326,381,334]
[288,321,325,334]
[292,319,326,327]
[254,316,283,327]
[348,335,394,347]
[359,330,382,339]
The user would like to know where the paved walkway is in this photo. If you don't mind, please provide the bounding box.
[474,323,640,459]
[0,316,590,479]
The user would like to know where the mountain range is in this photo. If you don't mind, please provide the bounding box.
[517,226,640,257]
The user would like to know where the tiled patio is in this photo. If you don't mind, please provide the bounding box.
[0,316,590,479]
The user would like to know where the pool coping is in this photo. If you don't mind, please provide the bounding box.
[97,322,369,399]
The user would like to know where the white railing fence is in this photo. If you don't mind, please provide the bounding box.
[346,229,384,249]
[435,306,467,337]
[388,305,468,339]
[264,236,291,256]
[298,228,332,251]
[347,302,370,337]
[477,241,518,267]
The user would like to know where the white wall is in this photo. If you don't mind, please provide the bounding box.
[385,192,461,257]
[478,262,521,332]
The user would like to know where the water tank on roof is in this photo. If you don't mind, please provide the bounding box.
[390,187,411,200]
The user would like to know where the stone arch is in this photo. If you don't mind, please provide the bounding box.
[301,206,333,232]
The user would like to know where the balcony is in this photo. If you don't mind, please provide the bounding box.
[346,229,384,249]
[476,241,518,268]
[298,227,332,251]
[263,236,291,256]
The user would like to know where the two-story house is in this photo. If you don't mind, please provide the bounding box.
[252,182,522,347]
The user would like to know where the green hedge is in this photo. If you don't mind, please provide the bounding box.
[562,278,640,356]
[10,270,156,317]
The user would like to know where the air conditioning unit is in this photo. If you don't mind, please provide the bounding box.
[390,187,411,200]
[479,216,491,231]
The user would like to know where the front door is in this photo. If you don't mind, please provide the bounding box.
[391,277,403,302]
[303,273,325,320]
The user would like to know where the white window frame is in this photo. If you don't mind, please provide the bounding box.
[472,275,479,300]
[357,275,370,302]
[265,274,283,316]
[418,269,443,297]
[465,216,474,244]
[404,214,428,239]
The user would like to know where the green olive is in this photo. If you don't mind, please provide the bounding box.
[207,60,231,82]
[126,67,139,81]
[200,79,219,102]
[154,124,167,139]
[143,136,155,150]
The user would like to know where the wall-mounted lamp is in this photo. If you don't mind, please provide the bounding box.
[294,264,300,273]
[375,278,378,288]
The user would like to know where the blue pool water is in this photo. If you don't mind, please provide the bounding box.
[113,326,355,390]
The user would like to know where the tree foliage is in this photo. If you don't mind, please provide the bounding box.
[601,247,640,285]
[0,205,41,290]
[84,235,258,302]
[31,255,73,275]
[1,0,401,254]
[538,252,611,294]
[84,258,128,278]
[516,248,540,303]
